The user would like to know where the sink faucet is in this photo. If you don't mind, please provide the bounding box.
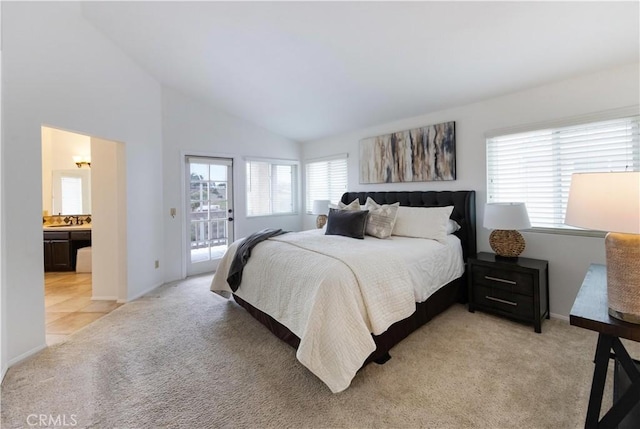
[61,215,85,225]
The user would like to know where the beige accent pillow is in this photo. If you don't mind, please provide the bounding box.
[364,197,400,239]
[392,206,455,243]
[328,199,361,211]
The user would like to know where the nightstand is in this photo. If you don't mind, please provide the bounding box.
[468,252,550,333]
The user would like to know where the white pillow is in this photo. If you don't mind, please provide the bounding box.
[328,199,361,211]
[447,219,461,234]
[364,197,400,239]
[392,206,455,242]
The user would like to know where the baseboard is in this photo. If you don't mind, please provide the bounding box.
[550,312,569,322]
[91,295,118,301]
[6,343,47,369]
[1,363,8,384]
[117,281,163,304]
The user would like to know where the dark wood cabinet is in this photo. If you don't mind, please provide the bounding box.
[44,239,72,271]
[44,231,72,272]
[468,252,549,333]
[43,229,91,272]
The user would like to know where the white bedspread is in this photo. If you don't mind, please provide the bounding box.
[210,229,463,393]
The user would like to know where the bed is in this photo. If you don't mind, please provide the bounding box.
[211,190,476,392]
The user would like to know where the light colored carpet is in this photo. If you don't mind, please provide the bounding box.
[2,274,636,428]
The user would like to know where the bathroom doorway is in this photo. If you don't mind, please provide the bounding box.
[41,126,126,345]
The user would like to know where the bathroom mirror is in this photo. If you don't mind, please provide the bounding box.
[50,169,92,215]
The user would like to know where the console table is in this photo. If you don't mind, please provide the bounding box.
[570,264,640,429]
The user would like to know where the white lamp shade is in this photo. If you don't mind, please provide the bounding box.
[311,200,331,215]
[565,171,640,234]
[484,203,531,230]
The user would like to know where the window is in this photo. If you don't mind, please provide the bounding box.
[61,176,83,215]
[487,115,639,230]
[305,155,348,213]
[52,169,91,215]
[246,159,298,217]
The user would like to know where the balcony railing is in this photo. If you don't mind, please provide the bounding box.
[190,210,227,249]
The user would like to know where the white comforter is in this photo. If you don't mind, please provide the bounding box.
[210,229,462,393]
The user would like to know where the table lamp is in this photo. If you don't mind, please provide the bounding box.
[312,200,331,229]
[565,171,640,324]
[484,203,532,258]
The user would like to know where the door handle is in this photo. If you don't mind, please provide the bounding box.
[228,217,234,222]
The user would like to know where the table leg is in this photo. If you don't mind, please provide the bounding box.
[586,334,614,429]
[597,338,640,428]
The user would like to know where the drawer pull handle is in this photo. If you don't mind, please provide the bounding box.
[485,275,517,285]
[485,296,518,306]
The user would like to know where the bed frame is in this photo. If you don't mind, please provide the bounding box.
[233,190,476,365]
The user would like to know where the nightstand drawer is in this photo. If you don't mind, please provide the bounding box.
[472,265,534,296]
[473,285,534,319]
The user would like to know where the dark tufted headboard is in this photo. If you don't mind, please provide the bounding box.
[341,191,476,261]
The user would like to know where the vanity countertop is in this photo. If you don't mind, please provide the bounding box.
[43,224,92,231]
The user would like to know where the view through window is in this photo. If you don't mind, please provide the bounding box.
[246,159,298,217]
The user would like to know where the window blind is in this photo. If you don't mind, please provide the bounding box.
[487,116,640,229]
[246,159,298,217]
[305,156,348,213]
[60,176,83,215]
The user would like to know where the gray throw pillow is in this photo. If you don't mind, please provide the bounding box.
[325,208,369,239]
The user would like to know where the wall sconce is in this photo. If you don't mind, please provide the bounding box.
[565,171,640,323]
[73,155,91,168]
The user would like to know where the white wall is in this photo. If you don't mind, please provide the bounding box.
[2,2,163,364]
[162,87,302,281]
[301,63,640,319]
[91,137,127,301]
[0,1,5,381]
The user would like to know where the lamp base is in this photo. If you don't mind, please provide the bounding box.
[608,308,640,324]
[489,229,526,258]
[316,214,327,229]
[606,232,640,324]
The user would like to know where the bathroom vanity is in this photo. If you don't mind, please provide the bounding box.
[43,226,92,271]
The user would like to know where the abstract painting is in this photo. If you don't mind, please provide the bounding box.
[359,121,456,184]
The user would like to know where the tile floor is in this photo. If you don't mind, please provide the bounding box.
[45,272,122,345]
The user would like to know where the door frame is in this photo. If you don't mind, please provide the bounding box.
[180,151,236,278]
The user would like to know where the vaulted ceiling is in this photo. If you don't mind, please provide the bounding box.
[81,1,639,142]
